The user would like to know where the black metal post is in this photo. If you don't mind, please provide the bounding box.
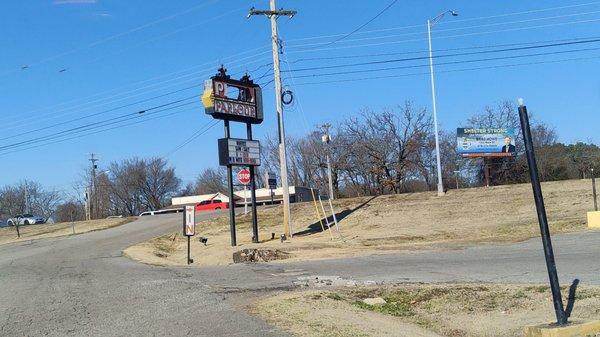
[187,236,191,265]
[519,102,568,325]
[592,169,598,211]
[247,122,259,243]
[225,120,237,246]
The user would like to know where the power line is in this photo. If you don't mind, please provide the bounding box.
[286,17,600,54]
[288,9,600,49]
[0,97,198,152]
[286,35,600,62]
[1,0,224,76]
[288,46,600,79]
[162,120,220,158]
[285,1,600,43]
[0,107,196,158]
[289,54,600,86]
[1,50,271,130]
[0,84,202,141]
[282,38,600,73]
[321,0,399,47]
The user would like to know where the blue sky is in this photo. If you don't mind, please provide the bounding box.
[1,0,599,194]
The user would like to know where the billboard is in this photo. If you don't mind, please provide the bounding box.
[218,138,261,166]
[457,128,516,157]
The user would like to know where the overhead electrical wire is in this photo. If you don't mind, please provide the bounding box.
[285,35,600,62]
[0,84,203,140]
[289,54,600,86]
[288,46,600,79]
[0,97,198,152]
[286,1,600,43]
[288,9,600,49]
[321,0,400,47]
[0,107,198,158]
[281,38,600,73]
[1,50,272,129]
[286,17,600,54]
[0,0,224,76]
[162,120,220,158]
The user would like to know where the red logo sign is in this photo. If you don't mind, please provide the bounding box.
[238,169,251,185]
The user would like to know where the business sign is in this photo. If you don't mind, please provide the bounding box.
[457,128,516,157]
[238,169,251,185]
[265,172,277,189]
[218,138,261,167]
[202,77,263,124]
[183,205,195,236]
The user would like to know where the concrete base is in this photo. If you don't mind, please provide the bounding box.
[524,320,600,337]
[587,211,600,229]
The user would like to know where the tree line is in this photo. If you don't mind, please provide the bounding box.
[2,99,598,223]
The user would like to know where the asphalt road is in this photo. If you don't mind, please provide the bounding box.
[1,213,599,336]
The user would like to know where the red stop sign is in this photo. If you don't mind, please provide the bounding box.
[238,169,251,185]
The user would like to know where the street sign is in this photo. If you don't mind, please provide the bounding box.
[218,138,261,167]
[265,172,277,189]
[238,169,251,185]
[183,205,195,236]
[201,75,263,124]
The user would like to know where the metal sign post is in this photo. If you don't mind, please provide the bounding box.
[183,205,195,265]
[592,168,598,211]
[518,99,570,325]
[202,68,264,247]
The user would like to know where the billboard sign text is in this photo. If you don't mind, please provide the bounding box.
[457,128,516,157]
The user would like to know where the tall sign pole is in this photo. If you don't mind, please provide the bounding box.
[202,67,263,246]
[249,1,296,239]
[518,98,568,325]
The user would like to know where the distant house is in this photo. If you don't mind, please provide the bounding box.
[171,187,319,208]
[171,192,235,207]
[234,186,319,205]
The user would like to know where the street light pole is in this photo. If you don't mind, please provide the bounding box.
[427,10,458,197]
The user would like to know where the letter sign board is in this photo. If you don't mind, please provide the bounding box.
[183,205,195,236]
[218,138,261,167]
[202,77,263,124]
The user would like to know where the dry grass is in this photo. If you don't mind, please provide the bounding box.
[125,179,597,267]
[0,217,134,245]
[254,284,600,337]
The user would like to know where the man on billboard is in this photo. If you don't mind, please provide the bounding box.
[501,136,516,153]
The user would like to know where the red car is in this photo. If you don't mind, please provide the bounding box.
[195,199,229,212]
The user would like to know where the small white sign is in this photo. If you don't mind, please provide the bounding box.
[184,206,195,236]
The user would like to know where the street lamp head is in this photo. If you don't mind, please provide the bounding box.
[450,10,459,16]
[518,98,525,107]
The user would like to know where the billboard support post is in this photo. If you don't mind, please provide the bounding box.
[518,99,568,325]
[247,122,259,243]
[484,158,491,187]
[224,120,237,247]
[592,168,598,211]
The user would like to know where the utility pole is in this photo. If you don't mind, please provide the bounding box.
[89,153,98,220]
[249,1,296,239]
[24,181,29,214]
[321,123,335,200]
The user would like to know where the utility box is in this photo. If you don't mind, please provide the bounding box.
[586,211,600,229]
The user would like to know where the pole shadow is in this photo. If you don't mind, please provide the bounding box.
[294,195,379,237]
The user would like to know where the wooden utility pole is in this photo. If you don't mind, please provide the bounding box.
[321,123,334,200]
[248,1,296,238]
[88,153,98,220]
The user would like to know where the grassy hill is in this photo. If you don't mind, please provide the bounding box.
[126,179,596,266]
